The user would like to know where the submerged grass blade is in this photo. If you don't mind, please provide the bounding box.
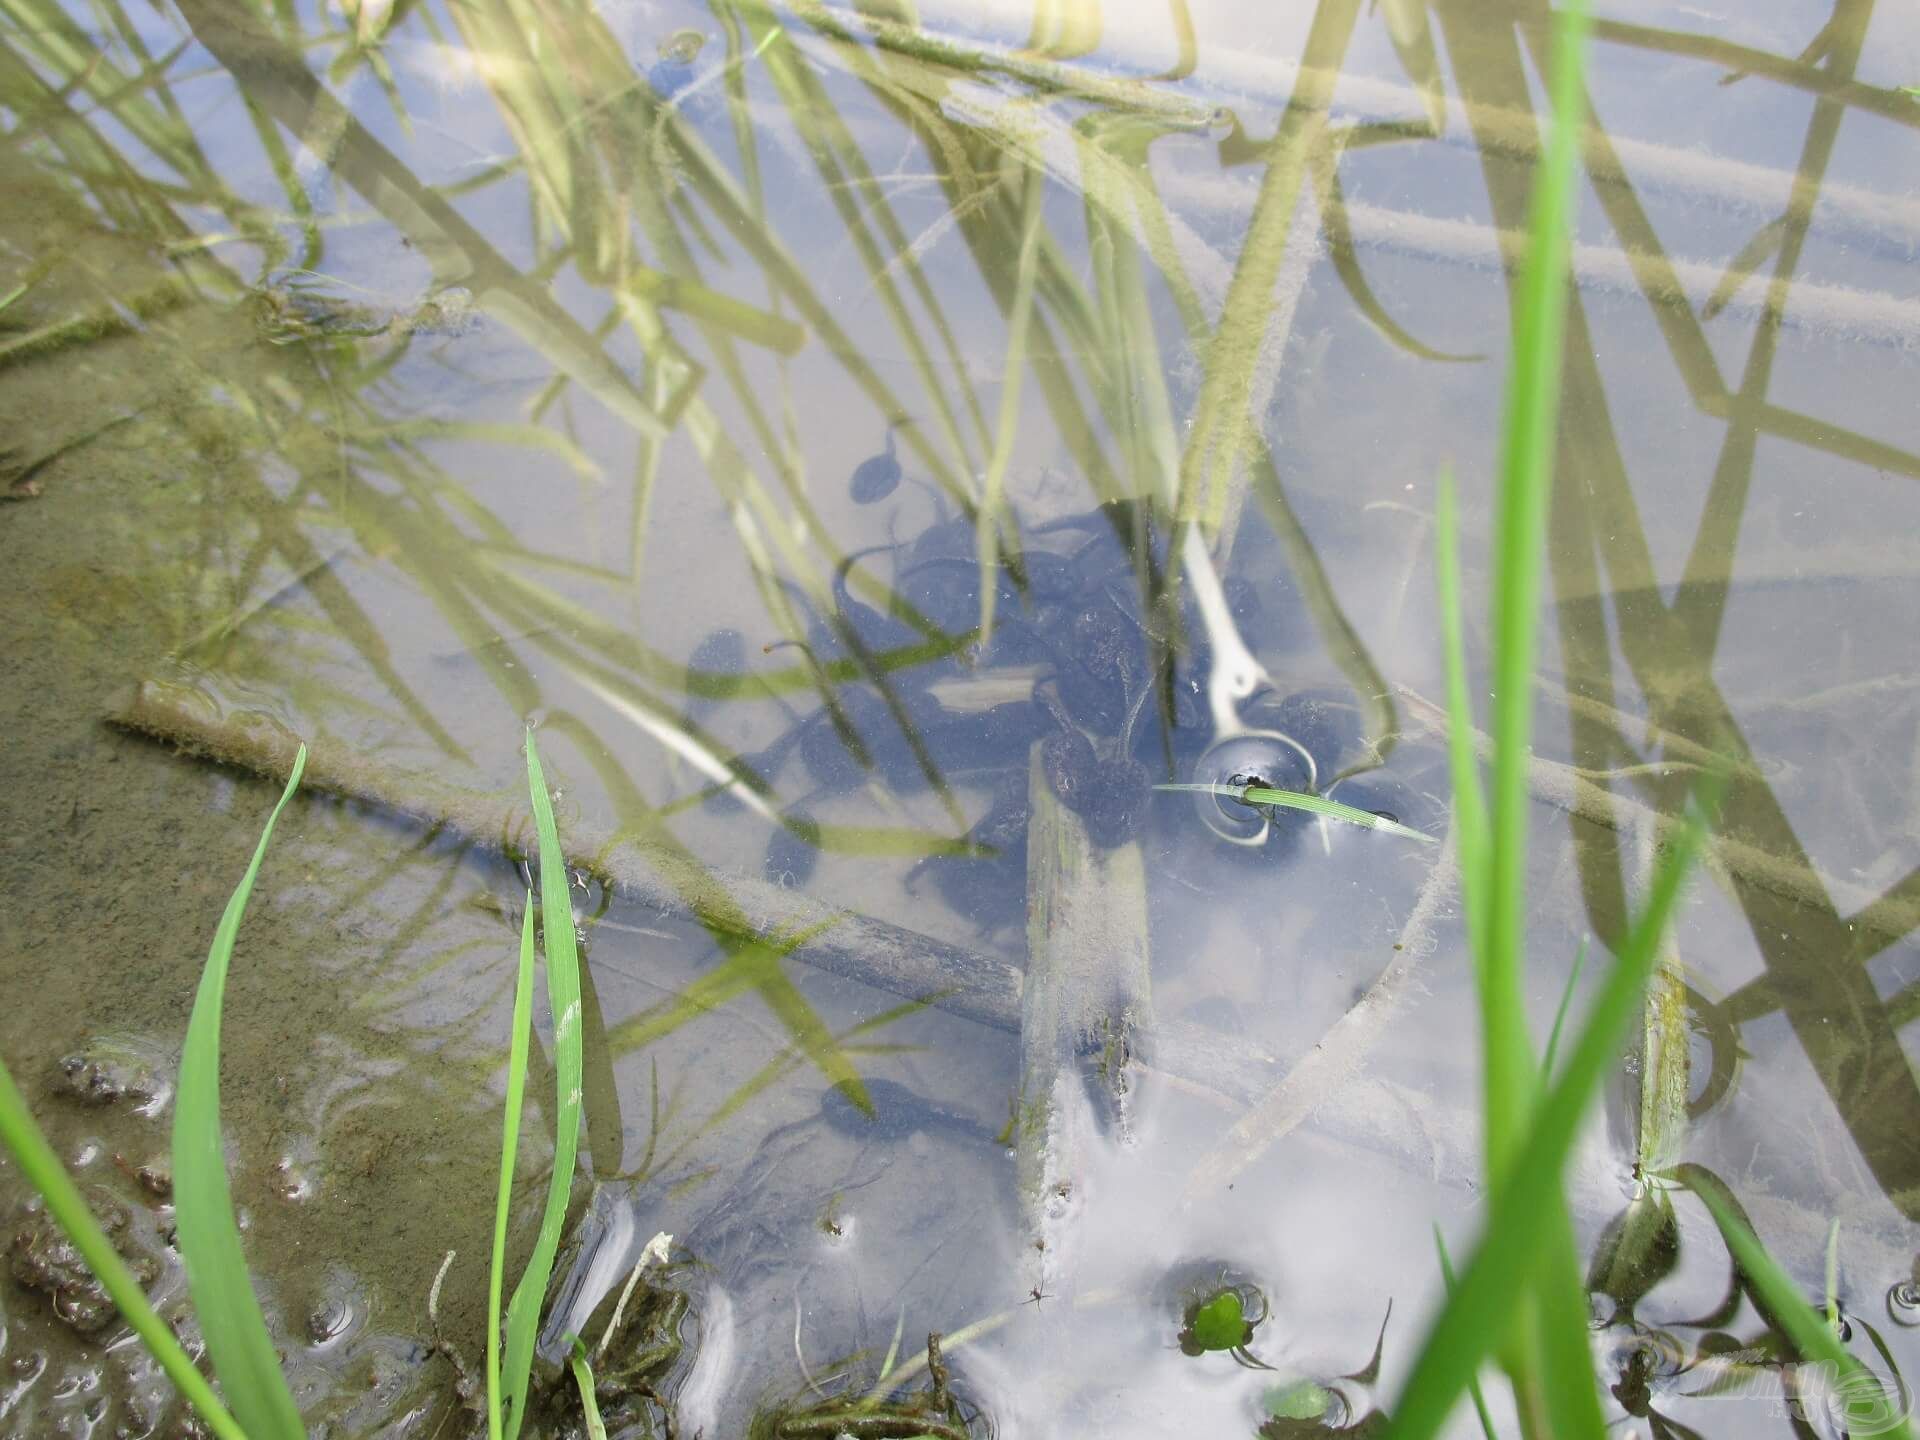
[976,161,1044,643]
[1153,782,1438,842]
[488,898,539,1440]
[172,746,309,1440]
[0,1061,247,1440]
[566,1338,610,1440]
[1384,799,1702,1440]
[1431,1229,1498,1440]
[501,729,587,1440]
[1432,471,1489,959]
[1480,0,1591,1174]
[1540,936,1588,1076]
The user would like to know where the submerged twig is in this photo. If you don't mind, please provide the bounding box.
[110,673,1022,1030]
[1017,742,1153,1260]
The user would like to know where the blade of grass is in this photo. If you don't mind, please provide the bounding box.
[1825,1216,1842,1333]
[976,160,1043,644]
[1153,782,1438,842]
[1534,1202,1611,1438]
[1540,936,1588,1075]
[487,897,539,1440]
[1481,0,1591,1177]
[172,745,309,1440]
[566,1337,610,1440]
[1431,1228,1498,1440]
[0,1060,247,1440]
[501,729,586,1440]
[1383,797,1701,1440]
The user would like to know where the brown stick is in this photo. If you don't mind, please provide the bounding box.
[111,676,1023,1029]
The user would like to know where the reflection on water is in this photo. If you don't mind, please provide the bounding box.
[2,0,1918,1433]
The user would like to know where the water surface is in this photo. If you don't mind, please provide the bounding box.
[2,0,1918,1435]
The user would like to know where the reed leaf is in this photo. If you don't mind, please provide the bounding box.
[1478,0,1591,1176]
[567,1337,611,1440]
[172,745,309,1440]
[975,160,1043,643]
[1383,799,1702,1439]
[500,730,587,1440]
[487,897,539,1440]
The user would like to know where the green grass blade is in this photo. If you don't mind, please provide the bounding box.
[501,729,587,1440]
[1433,468,1490,966]
[1692,1193,1916,1440]
[1540,936,1588,1076]
[976,160,1044,644]
[1480,0,1591,1173]
[1383,799,1701,1440]
[488,897,539,1440]
[172,745,309,1440]
[567,1337,610,1440]
[1535,1202,1611,1439]
[1152,783,1438,842]
[1826,1216,1842,1331]
[1431,1228,1498,1440]
[0,1060,247,1440]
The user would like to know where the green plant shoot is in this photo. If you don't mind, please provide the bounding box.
[173,744,309,1440]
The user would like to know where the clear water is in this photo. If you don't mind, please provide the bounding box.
[2,0,1918,1436]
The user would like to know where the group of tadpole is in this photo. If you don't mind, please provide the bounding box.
[685,425,1447,934]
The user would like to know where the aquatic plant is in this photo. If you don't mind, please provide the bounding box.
[1373,4,1915,1436]
[0,732,589,1438]
[1377,4,1709,1433]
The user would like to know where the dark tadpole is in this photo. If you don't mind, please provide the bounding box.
[764,811,821,887]
[849,423,904,503]
[1040,725,1101,813]
[1081,757,1150,847]
[684,627,744,726]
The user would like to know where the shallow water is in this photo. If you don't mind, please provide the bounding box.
[2,0,1919,1435]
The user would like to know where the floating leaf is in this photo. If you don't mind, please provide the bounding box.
[1265,1379,1335,1421]
[1189,1291,1247,1351]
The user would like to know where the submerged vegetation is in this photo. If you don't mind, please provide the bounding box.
[2,0,1918,1434]
[0,733,604,1438]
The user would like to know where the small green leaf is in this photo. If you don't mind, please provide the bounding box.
[1265,1378,1335,1420]
[1190,1291,1246,1351]
[567,1336,610,1440]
